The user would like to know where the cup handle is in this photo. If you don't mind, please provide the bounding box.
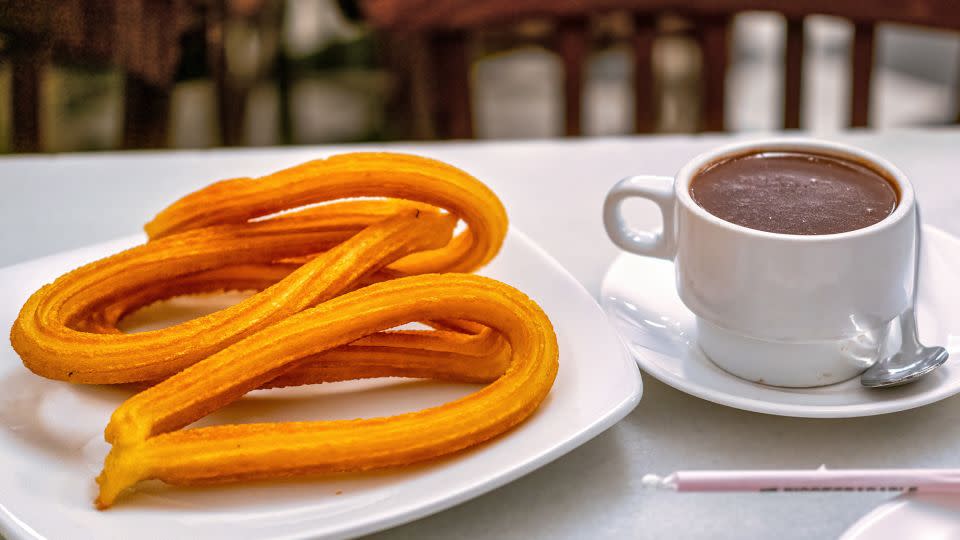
[603,175,677,260]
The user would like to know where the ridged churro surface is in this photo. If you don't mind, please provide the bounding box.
[9,153,558,508]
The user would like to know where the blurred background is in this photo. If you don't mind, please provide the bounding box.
[0,0,958,153]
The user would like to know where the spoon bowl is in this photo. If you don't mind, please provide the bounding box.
[861,207,948,388]
[860,307,949,388]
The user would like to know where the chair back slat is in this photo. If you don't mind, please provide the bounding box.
[956,53,960,124]
[123,75,172,148]
[432,30,473,139]
[783,17,805,129]
[850,22,876,127]
[557,18,588,137]
[633,14,657,133]
[10,46,45,153]
[696,15,731,132]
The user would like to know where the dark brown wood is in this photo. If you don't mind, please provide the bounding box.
[477,21,555,55]
[377,32,434,140]
[217,79,250,147]
[123,75,171,148]
[361,0,960,33]
[956,52,960,124]
[431,30,473,139]
[207,0,227,143]
[556,17,588,137]
[697,14,729,132]
[113,0,194,87]
[381,33,414,139]
[10,46,46,153]
[405,34,436,139]
[0,1,56,35]
[381,32,436,140]
[275,42,293,144]
[359,0,960,137]
[633,13,657,133]
[850,22,875,127]
[2,0,200,152]
[0,0,197,84]
[783,16,804,129]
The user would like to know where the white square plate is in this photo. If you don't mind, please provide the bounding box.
[0,228,641,540]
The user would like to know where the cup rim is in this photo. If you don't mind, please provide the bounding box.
[674,138,916,242]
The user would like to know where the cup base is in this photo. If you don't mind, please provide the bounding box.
[696,318,883,388]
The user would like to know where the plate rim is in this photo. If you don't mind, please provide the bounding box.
[838,495,914,540]
[838,491,960,540]
[600,224,960,419]
[0,226,642,540]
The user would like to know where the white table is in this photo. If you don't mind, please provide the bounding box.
[3,129,960,539]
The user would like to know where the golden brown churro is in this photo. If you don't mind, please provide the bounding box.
[9,153,558,508]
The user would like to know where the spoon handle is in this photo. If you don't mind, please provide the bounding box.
[911,205,922,306]
[901,206,923,349]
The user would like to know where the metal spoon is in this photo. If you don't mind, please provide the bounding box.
[861,208,948,388]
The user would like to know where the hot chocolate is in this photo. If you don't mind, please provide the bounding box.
[689,151,898,235]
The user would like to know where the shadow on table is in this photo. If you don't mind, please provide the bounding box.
[626,376,960,468]
[365,417,635,539]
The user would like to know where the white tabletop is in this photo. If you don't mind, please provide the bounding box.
[3,129,960,539]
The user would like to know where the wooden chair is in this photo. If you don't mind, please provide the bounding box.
[0,0,277,152]
[0,0,201,152]
[360,0,960,138]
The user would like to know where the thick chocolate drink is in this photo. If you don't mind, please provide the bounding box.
[689,151,897,235]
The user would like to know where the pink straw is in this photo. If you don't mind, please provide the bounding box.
[642,466,960,493]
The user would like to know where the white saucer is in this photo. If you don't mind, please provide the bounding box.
[601,225,960,418]
[840,493,960,540]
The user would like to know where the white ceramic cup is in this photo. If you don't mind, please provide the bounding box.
[603,139,917,387]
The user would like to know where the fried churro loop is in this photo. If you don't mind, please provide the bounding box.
[12,154,508,383]
[9,153,558,508]
[96,274,558,508]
